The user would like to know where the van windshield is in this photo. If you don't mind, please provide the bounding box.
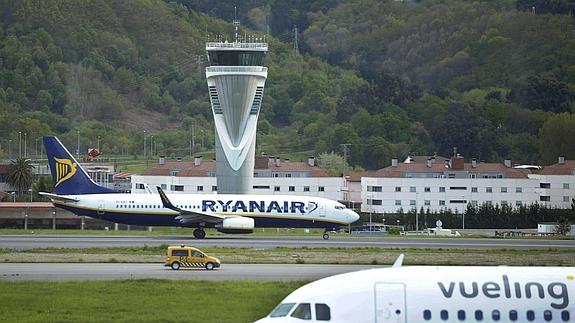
[269,303,296,317]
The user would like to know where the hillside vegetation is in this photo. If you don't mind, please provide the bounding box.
[0,0,574,168]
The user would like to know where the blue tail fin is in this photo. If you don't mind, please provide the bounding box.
[44,136,118,195]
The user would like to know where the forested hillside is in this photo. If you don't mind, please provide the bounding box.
[1,0,574,169]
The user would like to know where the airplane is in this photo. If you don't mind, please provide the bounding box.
[255,255,574,322]
[40,136,359,239]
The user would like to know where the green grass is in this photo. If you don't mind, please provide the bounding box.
[2,246,574,266]
[0,280,304,322]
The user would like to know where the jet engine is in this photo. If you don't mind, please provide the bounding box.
[217,217,255,234]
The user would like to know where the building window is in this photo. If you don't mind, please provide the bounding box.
[424,187,431,192]
[450,200,467,204]
[448,174,456,178]
[439,200,445,206]
[274,186,280,192]
[469,173,476,178]
[540,183,551,189]
[395,200,401,206]
[161,184,167,189]
[289,186,295,192]
[486,187,493,193]
[171,185,184,192]
[197,186,203,192]
[304,186,310,192]
[424,200,430,206]
[501,187,507,193]
[212,186,217,191]
[170,170,179,176]
[439,187,446,192]
[253,185,270,189]
[540,196,551,202]
[285,173,292,178]
[450,187,466,190]
[563,196,570,202]
[410,186,416,192]
[372,199,382,206]
[273,173,279,178]
[471,187,478,193]
[136,183,145,189]
[369,185,382,192]
[410,200,416,206]
[564,183,570,189]
[395,186,401,192]
[516,187,522,193]
[318,186,325,192]
[516,201,522,206]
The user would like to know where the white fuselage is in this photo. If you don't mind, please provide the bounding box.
[256,266,574,323]
[53,192,358,228]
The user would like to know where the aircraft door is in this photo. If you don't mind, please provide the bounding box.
[374,282,406,323]
[97,200,105,215]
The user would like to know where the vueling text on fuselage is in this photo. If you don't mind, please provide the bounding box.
[202,200,311,214]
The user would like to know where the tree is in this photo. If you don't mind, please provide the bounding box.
[6,158,34,196]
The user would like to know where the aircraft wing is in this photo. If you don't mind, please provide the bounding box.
[157,187,224,224]
[39,192,79,202]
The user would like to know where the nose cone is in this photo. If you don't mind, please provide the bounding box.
[348,209,360,223]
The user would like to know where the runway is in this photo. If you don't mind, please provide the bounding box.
[0,234,573,249]
[0,263,379,281]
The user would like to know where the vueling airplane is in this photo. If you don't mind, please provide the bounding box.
[40,136,359,239]
[256,255,574,322]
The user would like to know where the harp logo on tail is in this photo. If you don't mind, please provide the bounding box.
[54,158,77,187]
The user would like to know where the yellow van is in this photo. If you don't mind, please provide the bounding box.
[165,245,221,270]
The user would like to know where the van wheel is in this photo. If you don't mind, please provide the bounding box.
[322,233,330,240]
[205,262,215,270]
[171,262,181,270]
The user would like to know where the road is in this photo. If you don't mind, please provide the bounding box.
[0,234,573,250]
[0,263,379,281]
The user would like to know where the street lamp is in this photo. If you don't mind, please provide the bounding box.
[76,130,80,158]
[24,132,27,158]
[150,135,154,157]
[8,139,11,160]
[143,131,147,159]
[18,131,21,158]
[29,188,33,202]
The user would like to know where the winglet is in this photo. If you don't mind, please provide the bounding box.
[392,254,404,268]
[157,186,180,212]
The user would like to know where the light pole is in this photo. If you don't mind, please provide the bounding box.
[150,135,154,157]
[97,136,101,152]
[18,131,21,158]
[462,195,466,230]
[143,131,147,160]
[24,132,27,158]
[76,130,80,158]
[29,188,33,202]
[8,139,11,160]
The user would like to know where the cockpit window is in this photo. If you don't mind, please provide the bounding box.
[269,303,296,318]
[291,303,312,320]
[334,206,345,210]
[315,303,331,321]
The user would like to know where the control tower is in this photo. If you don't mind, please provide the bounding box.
[206,21,268,194]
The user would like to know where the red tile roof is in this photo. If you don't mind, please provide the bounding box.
[366,162,531,179]
[539,160,575,175]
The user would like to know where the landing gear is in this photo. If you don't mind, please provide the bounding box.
[322,232,330,240]
[193,228,206,239]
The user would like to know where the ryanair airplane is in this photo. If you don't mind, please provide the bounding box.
[256,255,574,322]
[41,136,359,239]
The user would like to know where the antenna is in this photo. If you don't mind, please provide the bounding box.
[341,143,351,175]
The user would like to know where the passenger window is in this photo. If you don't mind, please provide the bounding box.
[270,303,295,318]
[562,310,570,321]
[192,251,204,257]
[440,310,448,321]
[526,310,535,321]
[544,310,552,321]
[423,310,431,320]
[291,303,311,320]
[457,310,465,320]
[315,304,330,321]
[509,310,518,321]
[475,310,483,321]
[492,310,500,321]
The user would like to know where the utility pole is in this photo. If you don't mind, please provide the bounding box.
[293,25,299,56]
[341,143,351,175]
